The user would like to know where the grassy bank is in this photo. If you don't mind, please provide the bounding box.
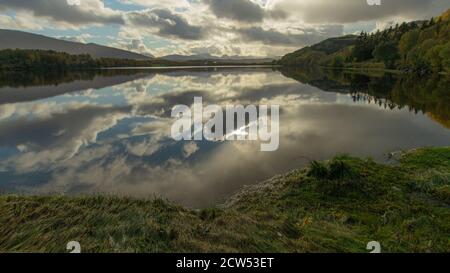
[1,148,449,253]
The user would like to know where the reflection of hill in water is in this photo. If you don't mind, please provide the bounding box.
[279,68,450,129]
[0,67,277,105]
[0,70,152,105]
[2,67,449,129]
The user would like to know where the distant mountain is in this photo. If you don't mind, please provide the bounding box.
[159,53,276,64]
[160,53,214,62]
[0,29,152,60]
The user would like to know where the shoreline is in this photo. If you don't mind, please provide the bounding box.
[299,65,449,76]
[320,66,405,75]
[0,64,279,73]
[99,64,279,70]
[1,63,447,76]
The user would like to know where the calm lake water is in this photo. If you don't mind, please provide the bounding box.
[0,67,449,207]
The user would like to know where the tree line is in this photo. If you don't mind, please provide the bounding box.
[349,13,449,72]
[0,49,272,71]
[0,49,98,70]
[0,49,183,70]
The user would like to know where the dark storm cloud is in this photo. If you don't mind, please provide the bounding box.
[0,0,124,25]
[235,25,344,46]
[203,0,287,23]
[204,0,264,23]
[127,9,207,40]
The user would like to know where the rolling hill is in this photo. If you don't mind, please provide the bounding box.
[0,29,152,60]
[279,8,450,73]
[279,35,358,66]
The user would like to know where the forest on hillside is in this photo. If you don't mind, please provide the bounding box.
[0,49,98,70]
[0,49,184,70]
[280,9,450,74]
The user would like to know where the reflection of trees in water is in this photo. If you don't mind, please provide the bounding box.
[0,69,148,89]
[0,69,158,105]
[351,75,450,128]
[0,67,275,89]
[351,92,400,111]
[280,67,450,129]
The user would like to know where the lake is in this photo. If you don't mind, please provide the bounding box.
[0,67,449,207]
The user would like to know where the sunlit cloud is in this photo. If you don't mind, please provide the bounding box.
[0,0,447,58]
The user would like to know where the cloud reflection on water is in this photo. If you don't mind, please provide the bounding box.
[0,68,449,207]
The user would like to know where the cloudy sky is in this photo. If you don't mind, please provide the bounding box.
[0,0,448,57]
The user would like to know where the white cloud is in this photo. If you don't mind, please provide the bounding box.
[0,0,447,56]
[0,0,124,28]
[183,142,199,158]
[0,12,46,30]
[118,0,192,9]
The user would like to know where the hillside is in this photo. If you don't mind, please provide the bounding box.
[0,29,152,60]
[0,147,449,253]
[279,35,357,66]
[279,9,450,74]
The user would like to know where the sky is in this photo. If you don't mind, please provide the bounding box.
[0,0,448,58]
